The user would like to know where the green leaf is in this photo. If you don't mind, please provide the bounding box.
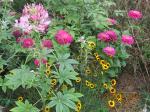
[5,65,37,90]
[48,89,83,112]
[10,100,40,112]
[53,67,78,86]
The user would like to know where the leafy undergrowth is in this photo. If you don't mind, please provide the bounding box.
[0,0,150,112]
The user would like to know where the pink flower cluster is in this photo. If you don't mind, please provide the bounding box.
[128,10,142,19]
[97,30,117,42]
[14,4,51,33]
[55,30,73,45]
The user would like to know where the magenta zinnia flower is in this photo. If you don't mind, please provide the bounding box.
[128,10,142,19]
[97,32,110,42]
[22,38,34,48]
[14,4,51,33]
[42,39,53,49]
[121,35,134,45]
[105,30,118,42]
[107,18,117,25]
[34,59,40,67]
[55,30,73,45]
[41,58,47,64]
[103,46,116,57]
[12,30,22,37]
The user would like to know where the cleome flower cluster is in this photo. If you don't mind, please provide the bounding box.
[14,4,51,33]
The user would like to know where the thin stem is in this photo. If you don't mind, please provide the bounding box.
[33,99,42,106]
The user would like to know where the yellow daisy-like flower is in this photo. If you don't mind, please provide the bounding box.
[94,52,99,57]
[111,79,116,86]
[109,87,116,94]
[89,83,95,89]
[96,56,101,61]
[76,77,81,83]
[61,84,68,91]
[76,101,82,111]
[18,96,23,102]
[102,64,109,70]
[85,69,91,74]
[51,79,57,86]
[106,62,110,68]
[88,41,96,49]
[85,80,90,87]
[108,100,115,108]
[116,93,123,102]
[103,83,108,89]
[44,106,50,112]
[45,69,51,76]
[46,63,51,69]
[100,60,107,65]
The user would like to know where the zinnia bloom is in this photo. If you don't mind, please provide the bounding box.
[42,39,53,49]
[34,59,40,67]
[41,58,47,64]
[55,30,73,45]
[97,32,110,42]
[14,4,51,33]
[128,10,142,19]
[107,18,117,25]
[22,38,34,48]
[121,35,134,45]
[12,30,22,37]
[103,46,116,57]
[105,30,117,42]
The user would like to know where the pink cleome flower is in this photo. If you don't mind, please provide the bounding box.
[105,30,118,42]
[97,32,110,42]
[22,38,34,48]
[14,3,51,33]
[34,59,40,67]
[107,18,117,25]
[55,30,73,45]
[121,35,134,45]
[103,46,116,57]
[128,10,142,19]
[42,39,53,49]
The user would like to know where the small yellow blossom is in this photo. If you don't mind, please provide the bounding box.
[87,41,96,49]
[85,68,91,74]
[109,87,116,94]
[102,64,109,70]
[94,53,99,57]
[44,106,50,112]
[103,83,108,89]
[100,60,106,65]
[108,100,115,108]
[76,77,81,83]
[51,79,57,86]
[89,83,95,89]
[18,96,23,102]
[85,80,90,87]
[111,79,116,86]
[96,56,101,61]
[116,93,123,102]
[46,63,51,69]
[45,69,51,76]
[76,101,81,111]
